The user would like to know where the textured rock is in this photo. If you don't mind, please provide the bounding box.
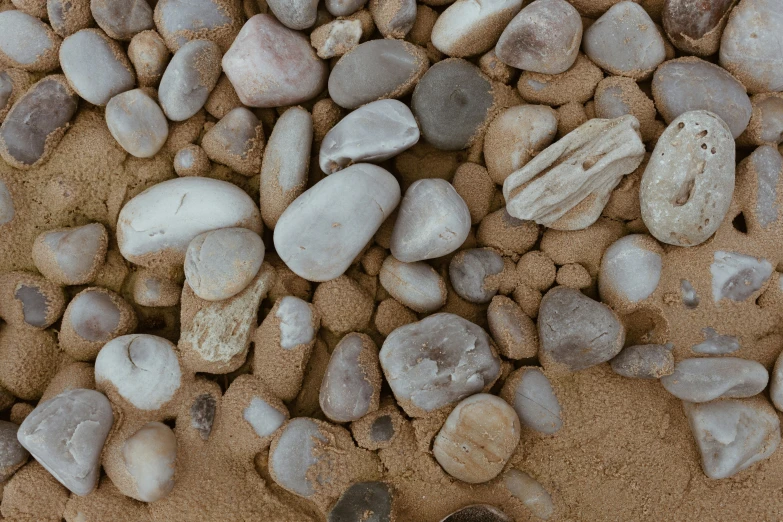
[431,0,523,58]
[17,389,113,495]
[128,31,170,87]
[390,178,471,262]
[327,482,393,522]
[310,19,363,59]
[32,223,108,286]
[106,89,169,158]
[433,394,520,483]
[122,422,176,502]
[274,164,400,282]
[495,0,582,74]
[661,358,769,402]
[610,344,674,379]
[153,0,243,53]
[91,0,153,40]
[598,234,663,306]
[369,0,416,38]
[710,251,773,303]
[0,420,28,481]
[326,0,367,16]
[503,115,645,230]
[684,398,780,479]
[320,99,419,174]
[449,248,505,304]
[201,107,264,176]
[267,0,319,30]
[48,0,93,37]
[0,10,61,72]
[117,176,263,267]
[487,295,538,359]
[159,39,221,121]
[500,367,562,434]
[320,333,381,423]
[640,111,736,246]
[663,0,736,56]
[223,15,327,108]
[503,469,554,521]
[538,286,625,372]
[379,313,501,416]
[379,256,446,313]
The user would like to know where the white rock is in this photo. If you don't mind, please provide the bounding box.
[122,422,177,502]
[501,367,562,435]
[66,289,122,342]
[710,251,773,303]
[268,418,325,497]
[32,223,108,286]
[379,256,446,313]
[319,99,419,174]
[95,334,182,410]
[117,176,262,267]
[0,11,61,72]
[598,235,663,305]
[504,469,554,521]
[661,357,769,403]
[0,179,13,225]
[310,19,362,59]
[276,296,315,350]
[106,89,169,158]
[159,39,221,121]
[244,397,288,438]
[431,0,524,58]
[273,164,400,282]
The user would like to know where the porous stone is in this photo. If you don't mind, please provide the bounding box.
[390,178,471,263]
[379,313,501,416]
[267,0,318,30]
[223,14,327,108]
[0,420,28,481]
[159,39,221,121]
[610,344,674,379]
[106,89,169,158]
[500,367,562,434]
[495,0,582,75]
[60,29,136,106]
[692,327,740,355]
[122,422,176,502]
[17,389,113,496]
[369,0,416,39]
[0,10,61,72]
[661,358,769,402]
[662,0,736,56]
[684,398,780,479]
[503,469,554,521]
[128,30,171,87]
[320,333,381,423]
[274,164,400,282]
[327,481,393,522]
[326,0,367,16]
[431,0,523,58]
[153,0,244,53]
[201,107,264,176]
[48,0,93,37]
[598,234,663,306]
[310,19,363,59]
[91,0,154,40]
[710,251,773,303]
[379,256,446,313]
[32,223,107,286]
[319,99,419,174]
[538,286,625,372]
[449,248,505,304]
[487,295,538,359]
[640,111,736,247]
[173,144,210,177]
[433,394,520,483]
[503,115,645,231]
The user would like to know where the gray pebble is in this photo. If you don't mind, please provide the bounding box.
[327,482,393,522]
[0,72,12,116]
[60,29,136,106]
[681,280,700,309]
[17,389,114,495]
[128,30,171,87]
[153,0,243,53]
[32,223,108,286]
[0,179,13,226]
[379,255,447,313]
[329,39,429,110]
[610,344,674,379]
[320,333,381,423]
[692,327,740,355]
[379,313,501,416]
[503,469,554,521]
[501,367,563,435]
[598,235,663,306]
[48,0,93,37]
[710,251,773,303]
[66,289,122,343]
[370,0,416,39]
[0,10,61,72]
[267,0,319,30]
[412,58,495,151]
[106,89,169,158]
[390,178,471,263]
[538,286,625,372]
[0,420,28,482]
[91,0,153,40]
[747,146,783,226]
[745,97,783,146]
[159,39,221,121]
[449,248,504,304]
[201,107,264,176]
[661,357,769,403]
[326,0,367,16]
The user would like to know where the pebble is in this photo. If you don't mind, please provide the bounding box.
[772,349,783,411]
[504,469,554,521]
[117,176,262,267]
[159,39,221,121]
[743,96,783,147]
[274,164,400,282]
[390,178,471,262]
[320,333,381,423]
[369,0,416,39]
[433,394,520,483]
[661,357,769,403]
[268,418,324,497]
[495,0,582,75]
[500,367,562,434]
[652,58,752,139]
[516,53,603,106]
[640,111,736,247]
[17,389,114,496]
[610,344,674,379]
[153,0,243,53]
[684,398,781,479]
[48,0,93,37]
[662,0,736,56]
[329,39,428,110]
[594,76,658,142]
[243,396,288,439]
[60,29,136,106]
[0,75,78,169]
[31,223,108,286]
[440,505,512,522]
[692,327,740,355]
[60,288,136,360]
[122,422,176,502]
[313,275,373,334]
[184,227,265,301]
[310,19,363,59]
[223,14,327,108]
[327,481,393,522]
[0,272,66,329]
[583,1,665,80]
[131,272,181,307]
[379,255,447,313]
[128,30,171,87]
[260,106,312,229]
[106,89,169,158]
[326,0,367,16]
[0,10,61,72]
[720,0,783,94]
[431,0,523,58]
[201,107,264,176]
[0,420,28,482]
[379,313,501,416]
[449,248,505,304]
[91,0,153,40]
[267,0,318,30]
[710,251,773,303]
[538,286,625,372]
[411,58,495,151]
[483,104,558,185]
[488,295,538,359]
[320,99,419,174]
[95,334,182,410]
[598,234,663,305]
[503,115,645,230]
[173,144,210,177]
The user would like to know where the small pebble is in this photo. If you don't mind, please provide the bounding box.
[17,389,114,496]
[266,0,318,30]
[128,30,171,87]
[32,223,108,286]
[479,49,516,84]
[60,288,137,360]
[379,255,446,313]
[0,10,61,72]
[517,251,556,291]
[91,0,153,40]
[374,298,417,337]
[159,39,221,121]
[201,107,264,176]
[710,251,773,303]
[449,248,505,304]
[243,396,288,439]
[204,74,242,119]
[122,422,176,502]
[433,393,520,483]
[598,234,663,305]
[661,357,769,402]
[504,469,554,520]
[516,53,603,106]
[594,76,658,142]
[313,276,374,335]
[440,505,512,522]
[692,327,740,355]
[610,344,674,379]
[451,162,495,224]
[369,0,416,39]
[327,481,393,522]
[131,272,181,307]
[320,99,419,174]
[477,209,540,260]
[488,295,538,359]
[173,144,211,177]
[268,418,325,498]
[555,263,591,289]
[310,18,363,59]
[431,0,523,58]
[743,95,783,146]
[0,420,28,482]
[0,69,34,123]
[390,178,471,263]
[48,0,93,37]
[500,367,562,434]
[326,0,368,16]
[106,89,169,158]
[153,0,243,53]
[662,0,736,56]
[0,272,67,329]
[320,333,381,423]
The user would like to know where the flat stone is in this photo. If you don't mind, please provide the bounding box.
[711,251,773,304]
[159,39,221,121]
[201,107,264,176]
[106,89,169,158]
[327,482,393,522]
[267,0,319,30]
[91,0,154,40]
[128,31,171,87]
[0,10,61,72]
[449,248,505,304]
[379,256,446,313]
[661,357,769,402]
[610,344,674,379]
[320,333,381,423]
[431,0,523,58]
[326,0,367,16]
[598,234,663,306]
[503,469,554,521]
[663,0,736,56]
[0,420,28,482]
[379,313,501,416]
[32,223,108,286]
[500,367,562,434]
[153,0,243,53]
[17,389,113,496]
[122,422,176,502]
[223,14,327,108]
[692,327,740,355]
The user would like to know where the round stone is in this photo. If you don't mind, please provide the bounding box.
[128,30,171,87]
[449,248,505,304]
[598,234,663,306]
[91,0,154,40]
[319,333,381,423]
[431,0,523,58]
[159,39,221,121]
[379,256,447,313]
[106,89,169,158]
[122,422,177,502]
[0,10,61,72]
[173,144,210,177]
[501,367,562,434]
[661,357,769,403]
[67,290,122,343]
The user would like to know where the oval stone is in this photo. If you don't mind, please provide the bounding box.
[379,255,447,313]
[91,0,154,40]
[319,333,381,423]
[128,30,171,87]
[153,0,243,53]
[122,422,177,502]
[326,0,367,16]
[661,357,769,403]
[663,0,736,56]
[159,39,221,121]
[370,0,416,39]
[431,0,523,58]
[501,367,562,434]
[274,163,400,282]
[503,470,554,521]
[106,89,169,158]
[0,10,61,72]
[598,234,663,306]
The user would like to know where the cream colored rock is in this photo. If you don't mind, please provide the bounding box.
[504,469,554,520]
[379,255,446,313]
[503,115,645,230]
[122,422,177,502]
[431,0,524,58]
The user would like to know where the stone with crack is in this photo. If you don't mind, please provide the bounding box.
[500,367,562,434]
